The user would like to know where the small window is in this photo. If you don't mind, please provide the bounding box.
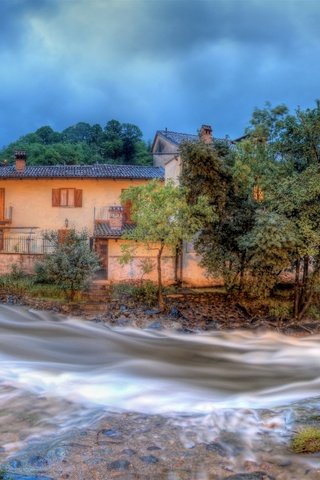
[52,188,82,207]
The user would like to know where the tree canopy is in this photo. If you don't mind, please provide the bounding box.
[180,101,320,322]
[0,119,152,166]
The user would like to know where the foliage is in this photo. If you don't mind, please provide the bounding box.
[112,280,158,307]
[239,210,299,297]
[120,180,215,309]
[180,101,320,324]
[180,138,257,292]
[35,229,99,300]
[268,301,291,320]
[0,275,35,299]
[292,427,320,453]
[0,119,152,166]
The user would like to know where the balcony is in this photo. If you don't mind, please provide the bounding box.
[94,204,133,238]
[0,207,13,225]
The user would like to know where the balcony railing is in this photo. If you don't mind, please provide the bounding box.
[94,204,132,226]
[0,207,13,225]
[0,235,53,254]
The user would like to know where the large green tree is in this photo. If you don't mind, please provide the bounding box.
[180,138,259,292]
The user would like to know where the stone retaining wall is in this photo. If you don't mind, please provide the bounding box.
[0,253,41,274]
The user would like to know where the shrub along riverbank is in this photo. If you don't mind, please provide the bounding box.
[1,270,320,334]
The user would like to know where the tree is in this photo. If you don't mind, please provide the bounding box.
[0,119,152,166]
[35,229,100,300]
[120,180,214,309]
[180,139,259,292]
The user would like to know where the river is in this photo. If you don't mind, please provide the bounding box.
[0,305,320,479]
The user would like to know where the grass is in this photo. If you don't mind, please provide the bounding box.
[292,427,320,453]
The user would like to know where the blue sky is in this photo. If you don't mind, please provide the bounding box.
[0,0,320,145]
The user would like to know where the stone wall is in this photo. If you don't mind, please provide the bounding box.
[0,253,40,274]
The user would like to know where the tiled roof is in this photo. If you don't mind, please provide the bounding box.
[0,164,164,180]
[157,130,199,146]
[156,130,231,147]
[94,222,136,238]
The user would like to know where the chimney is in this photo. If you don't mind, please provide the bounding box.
[199,124,213,144]
[15,151,27,172]
[109,206,123,230]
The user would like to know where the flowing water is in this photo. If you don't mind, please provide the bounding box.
[0,304,320,477]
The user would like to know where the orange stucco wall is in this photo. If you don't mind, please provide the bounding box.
[0,177,147,234]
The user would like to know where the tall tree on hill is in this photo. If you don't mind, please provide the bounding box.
[0,119,152,166]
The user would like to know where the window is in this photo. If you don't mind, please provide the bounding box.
[52,188,82,207]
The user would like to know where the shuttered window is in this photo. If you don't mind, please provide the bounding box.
[52,188,82,207]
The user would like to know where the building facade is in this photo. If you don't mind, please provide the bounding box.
[0,152,177,284]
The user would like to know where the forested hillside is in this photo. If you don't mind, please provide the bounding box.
[0,120,152,166]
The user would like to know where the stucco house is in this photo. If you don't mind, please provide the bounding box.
[152,124,215,184]
[0,124,234,287]
[0,152,178,284]
[151,124,225,287]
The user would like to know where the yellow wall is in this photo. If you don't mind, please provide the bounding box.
[0,178,146,234]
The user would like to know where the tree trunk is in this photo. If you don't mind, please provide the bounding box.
[239,252,246,293]
[299,255,310,309]
[297,259,320,322]
[293,258,301,322]
[157,243,165,311]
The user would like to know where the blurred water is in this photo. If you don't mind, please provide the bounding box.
[0,304,319,461]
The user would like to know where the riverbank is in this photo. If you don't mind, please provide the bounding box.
[10,289,320,336]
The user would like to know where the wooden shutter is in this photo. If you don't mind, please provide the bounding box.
[52,189,60,207]
[123,200,132,224]
[75,189,82,207]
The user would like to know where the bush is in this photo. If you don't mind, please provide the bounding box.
[35,229,99,300]
[112,280,158,307]
[0,275,35,298]
[268,302,291,320]
[292,427,320,453]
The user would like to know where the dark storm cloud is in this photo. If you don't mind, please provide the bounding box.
[0,0,320,145]
[0,0,59,51]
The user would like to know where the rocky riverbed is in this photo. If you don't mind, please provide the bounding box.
[1,298,320,480]
[2,403,320,480]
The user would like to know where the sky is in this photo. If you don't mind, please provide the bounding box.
[0,0,320,146]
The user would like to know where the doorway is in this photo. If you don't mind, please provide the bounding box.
[95,239,108,279]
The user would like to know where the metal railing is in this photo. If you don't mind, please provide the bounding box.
[0,235,54,254]
[94,205,124,222]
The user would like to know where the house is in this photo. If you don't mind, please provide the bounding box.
[152,124,215,184]
[0,123,234,288]
[151,124,227,287]
[0,151,177,284]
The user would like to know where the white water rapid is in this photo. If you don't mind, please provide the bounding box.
[0,304,320,475]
